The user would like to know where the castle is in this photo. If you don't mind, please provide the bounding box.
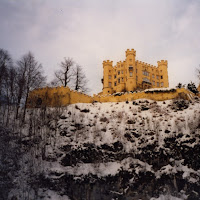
[27,48,198,107]
[100,49,169,95]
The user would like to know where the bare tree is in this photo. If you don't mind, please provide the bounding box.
[0,49,12,106]
[54,57,74,87]
[4,66,18,125]
[197,65,200,82]
[73,64,89,93]
[16,52,46,121]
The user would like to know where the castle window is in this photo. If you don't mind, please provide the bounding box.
[109,70,111,73]
[143,77,150,83]
[114,75,116,79]
[118,71,120,75]
[130,72,133,77]
[161,82,164,87]
[109,75,111,80]
[153,81,155,86]
[161,75,163,79]
[122,77,124,82]
[136,76,138,81]
[129,59,132,62]
[129,66,133,71]
[121,70,123,74]
[136,69,138,73]
[109,82,112,87]
[156,75,159,80]
[157,82,159,87]
[152,74,155,78]
[114,82,117,86]
[118,78,120,83]
[143,71,149,76]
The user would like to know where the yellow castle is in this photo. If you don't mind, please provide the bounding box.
[100,49,169,95]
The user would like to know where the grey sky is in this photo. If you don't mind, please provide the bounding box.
[0,0,200,94]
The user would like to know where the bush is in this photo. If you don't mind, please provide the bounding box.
[81,108,90,113]
[127,119,135,124]
[171,99,189,111]
[187,82,199,94]
[132,101,138,105]
[100,117,108,122]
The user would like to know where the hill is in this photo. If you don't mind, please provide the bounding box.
[1,97,200,200]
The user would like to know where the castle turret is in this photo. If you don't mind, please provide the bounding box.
[102,60,114,94]
[157,60,169,87]
[125,49,137,91]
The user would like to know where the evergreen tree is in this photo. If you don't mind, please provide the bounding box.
[187,82,199,94]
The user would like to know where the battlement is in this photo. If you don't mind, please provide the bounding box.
[103,60,113,67]
[157,60,168,66]
[126,49,136,57]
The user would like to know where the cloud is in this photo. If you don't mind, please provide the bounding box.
[0,0,200,94]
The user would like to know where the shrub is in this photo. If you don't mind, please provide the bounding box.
[140,105,149,111]
[187,82,199,94]
[132,101,138,105]
[127,119,135,124]
[75,105,80,110]
[81,108,90,113]
[100,117,108,122]
[171,99,189,111]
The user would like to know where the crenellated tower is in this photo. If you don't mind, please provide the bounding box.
[157,60,169,88]
[102,60,114,94]
[125,49,136,91]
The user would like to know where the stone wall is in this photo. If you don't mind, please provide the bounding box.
[94,88,194,103]
[27,86,93,107]
[27,87,194,107]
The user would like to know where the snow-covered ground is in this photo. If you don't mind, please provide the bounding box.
[1,97,200,199]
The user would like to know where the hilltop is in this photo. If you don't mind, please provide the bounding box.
[1,97,200,200]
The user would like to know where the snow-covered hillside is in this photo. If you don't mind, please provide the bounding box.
[1,97,200,200]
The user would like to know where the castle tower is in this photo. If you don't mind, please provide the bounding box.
[102,60,114,94]
[157,60,169,88]
[125,49,137,91]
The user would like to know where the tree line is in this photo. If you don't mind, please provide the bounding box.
[0,48,89,124]
[176,82,199,94]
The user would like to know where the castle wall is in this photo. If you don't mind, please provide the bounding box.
[94,88,194,103]
[28,87,194,108]
[27,86,93,108]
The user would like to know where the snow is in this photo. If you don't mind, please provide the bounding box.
[150,194,187,200]
[155,160,200,182]
[47,157,153,178]
[42,98,200,182]
[4,96,200,199]
[39,190,70,200]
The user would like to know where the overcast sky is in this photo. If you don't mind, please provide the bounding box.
[0,0,200,94]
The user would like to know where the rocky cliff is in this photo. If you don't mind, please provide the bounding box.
[1,97,200,200]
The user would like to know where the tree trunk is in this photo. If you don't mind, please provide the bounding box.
[22,90,29,123]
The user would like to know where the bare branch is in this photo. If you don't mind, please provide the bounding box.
[73,64,90,93]
[54,57,74,87]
